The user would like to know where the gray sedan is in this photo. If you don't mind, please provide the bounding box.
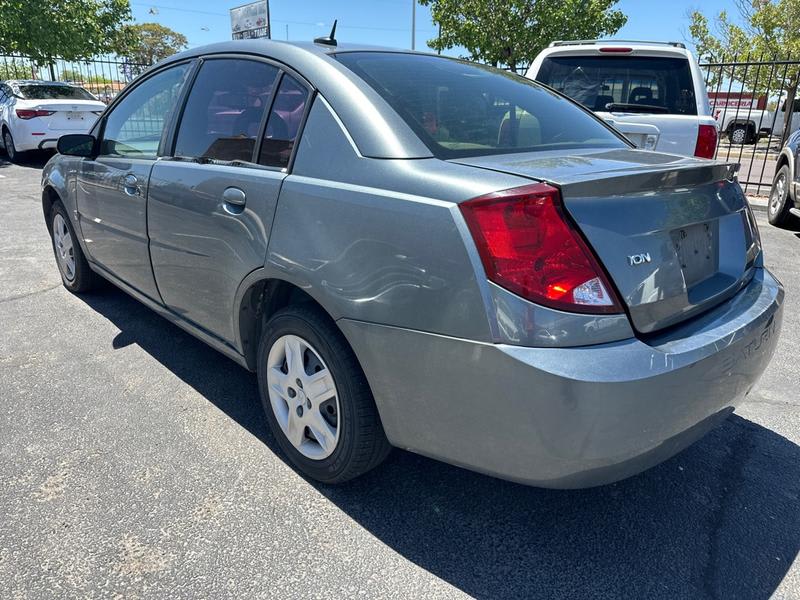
[42,40,783,488]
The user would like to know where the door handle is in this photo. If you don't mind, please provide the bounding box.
[222,187,246,207]
[122,173,139,196]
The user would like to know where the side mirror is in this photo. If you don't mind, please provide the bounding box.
[57,134,96,157]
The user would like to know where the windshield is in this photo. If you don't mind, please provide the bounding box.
[535,55,697,116]
[18,84,96,101]
[334,52,627,158]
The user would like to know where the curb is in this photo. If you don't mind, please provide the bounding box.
[746,196,768,212]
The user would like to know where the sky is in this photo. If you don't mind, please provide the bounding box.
[128,0,740,56]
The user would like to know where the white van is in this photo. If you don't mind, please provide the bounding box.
[527,40,719,158]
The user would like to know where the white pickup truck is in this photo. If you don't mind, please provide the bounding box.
[714,97,800,144]
[527,40,719,158]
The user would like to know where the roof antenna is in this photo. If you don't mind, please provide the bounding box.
[314,20,337,46]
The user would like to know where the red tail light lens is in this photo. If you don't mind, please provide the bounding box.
[15,109,55,119]
[599,47,632,53]
[694,124,718,159]
[460,183,622,314]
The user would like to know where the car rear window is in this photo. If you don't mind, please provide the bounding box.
[535,55,697,115]
[334,52,626,158]
[17,84,96,101]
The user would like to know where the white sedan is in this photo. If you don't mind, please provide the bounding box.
[0,80,106,161]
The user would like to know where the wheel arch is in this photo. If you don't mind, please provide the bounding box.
[235,274,341,372]
[727,119,756,130]
[776,149,796,201]
[42,185,60,231]
[776,149,792,175]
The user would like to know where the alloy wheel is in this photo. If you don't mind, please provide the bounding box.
[770,172,787,217]
[52,213,76,282]
[266,334,340,460]
[731,127,746,144]
[4,131,15,160]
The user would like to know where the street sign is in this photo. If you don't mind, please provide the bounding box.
[230,0,270,40]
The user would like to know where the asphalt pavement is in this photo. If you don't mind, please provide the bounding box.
[1,153,799,599]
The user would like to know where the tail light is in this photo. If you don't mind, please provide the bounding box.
[459,183,623,314]
[694,124,718,159]
[599,47,632,53]
[16,109,55,119]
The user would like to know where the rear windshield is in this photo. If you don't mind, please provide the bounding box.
[17,84,95,101]
[334,52,627,158]
[535,55,697,115]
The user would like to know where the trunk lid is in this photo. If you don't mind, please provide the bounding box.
[19,100,104,131]
[452,148,760,333]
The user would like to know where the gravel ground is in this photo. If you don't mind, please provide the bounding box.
[1,153,799,599]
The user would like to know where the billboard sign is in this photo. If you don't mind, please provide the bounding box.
[231,0,270,40]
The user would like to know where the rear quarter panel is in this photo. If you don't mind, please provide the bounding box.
[266,97,517,341]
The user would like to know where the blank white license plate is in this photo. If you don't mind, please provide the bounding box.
[67,111,84,120]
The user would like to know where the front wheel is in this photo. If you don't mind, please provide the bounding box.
[768,164,798,227]
[257,305,391,483]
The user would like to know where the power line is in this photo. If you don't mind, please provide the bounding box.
[130,2,435,33]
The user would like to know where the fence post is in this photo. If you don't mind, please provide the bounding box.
[780,69,799,148]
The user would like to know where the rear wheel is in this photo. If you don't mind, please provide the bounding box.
[49,201,99,292]
[257,304,391,483]
[729,123,755,145]
[768,164,798,227]
[2,128,22,162]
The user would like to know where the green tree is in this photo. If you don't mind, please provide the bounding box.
[120,23,188,73]
[689,0,800,145]
[0,59,34,79]
[0,0,132,64]
[419,0,627,71]
[60,68,84,81]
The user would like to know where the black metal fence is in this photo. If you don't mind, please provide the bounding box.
[0,53,150,104]
[701,55,800,195]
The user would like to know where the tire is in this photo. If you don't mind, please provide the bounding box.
[729,124,754,145]
[768,164,798,227]
[257,304,391,484]
[2,128,24,162]
[49,201,99,292]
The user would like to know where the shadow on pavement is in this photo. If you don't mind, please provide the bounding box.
[78,285,800,600]
[0,151,52,170]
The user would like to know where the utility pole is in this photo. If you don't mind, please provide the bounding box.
[411,0,416,50]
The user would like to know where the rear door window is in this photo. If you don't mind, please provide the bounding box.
[174,58,280,163]
[535,55,697,115]
[258,74,310,169]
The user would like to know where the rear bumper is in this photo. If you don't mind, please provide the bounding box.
[340,268,783,488]
[36,138,58,150]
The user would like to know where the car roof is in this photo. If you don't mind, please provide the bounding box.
[536,40,691,60]
[164,40,414,62]
[154,39,438,159]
